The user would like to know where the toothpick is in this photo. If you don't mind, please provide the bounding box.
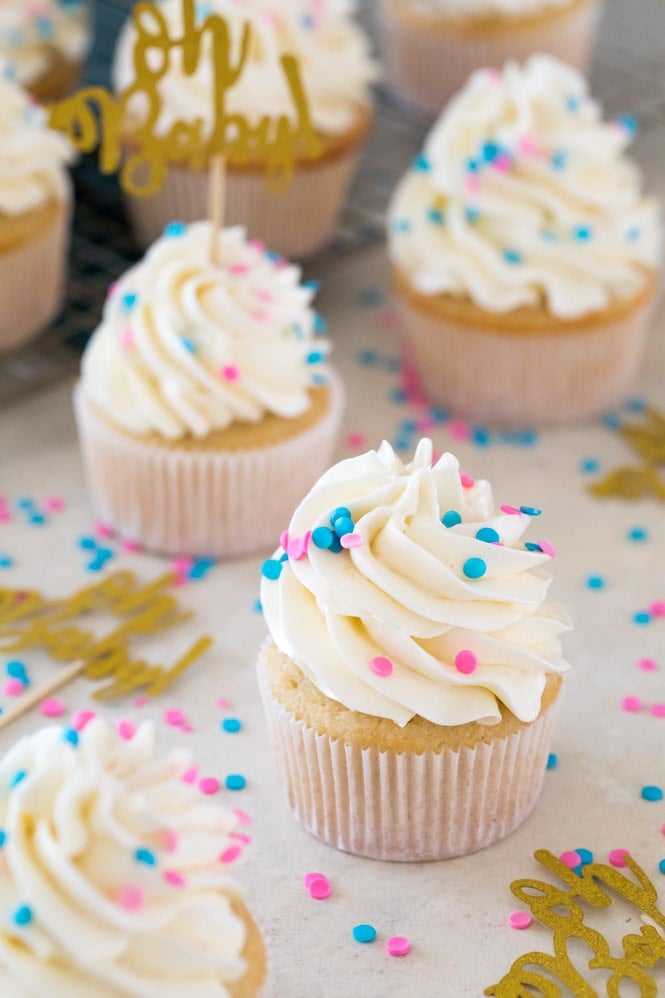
[208,154,226,265]
[0,658,88,732]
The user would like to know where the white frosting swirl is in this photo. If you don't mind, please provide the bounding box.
[404,0,572,18]
[81,221,331,439]
[0,720,252,997]
[0,1,90,89]
[262,440,570,728]
[388,56,661,320]
[113,0,377,138]
[0,77,74,216]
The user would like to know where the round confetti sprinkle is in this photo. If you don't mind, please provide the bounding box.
[576,848,593,866]
[641,785,663,802]
[62,728,79,747]
[6,661,27,681]
[303,872,326,888]
[333,516,354,538]
[261,559,283,581]
[117,720,136,740]
[586,576,605,590]
[330,507,351,526]
[0,830,6,848]
[12,905,33,927]
[165,709,185,727]
[559,851,582,869]
[386,936,411,957]
[199,777,220,795]
[312,526,335,550]
[609,849,631,868]
[135,847,157,866]
[164,870,186,887]
[40,698,64,718]
[659,860,665,875]
[634,612,651,625]
[650,704,665,718]
[476,528,500,544]
[442,510,462,528]
[621,696,642,713]
[308,876,332,900]
[226,774,246,791]
[546,753,558,770]
[649,601,665,618]
[455,650,478,675]
[638,658,658,671]
[4,679,25,697]
[353,923,377,944]
[463,558,487,580]
[460,474,475,489]
[370,656,393,677]
[508,911,532,930]
[520,506,542,517]
[222,718,242,733]
[116,886,144,911]
[10,771,26,788]
[628,527,648,543]
[341,533,363,549]
[539,541,556,558]
[71,710,96,731]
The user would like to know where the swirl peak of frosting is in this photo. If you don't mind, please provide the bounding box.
[81,221,331,439]
[388,55,661,320]
[0,719,252,997]
[262,439,570,728]
[0,76,74,216]
[0,1,90,89]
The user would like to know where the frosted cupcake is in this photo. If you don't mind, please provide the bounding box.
[377,0,601,115]
[75,221,344,558]
[0,76,74,353]
[113,0,377,257]
[0,1,91,102]
[388,56,661,427]
[257,439,570,862]
[0,719,265,996]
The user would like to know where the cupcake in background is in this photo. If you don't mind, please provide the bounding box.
[388,56,661,427]
[0,73,75,353]
[258,439,570,862]
[0,719,265,996]
[0,1,91,102]
[113,0,378,257]
[75,220,344,558]
[376,0,602,115]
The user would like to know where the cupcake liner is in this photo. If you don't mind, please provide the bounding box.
[124,147,364,258]
[0,199,70,353]
[73,373,344,559]
[257,644,560,862]
[396,283,658,427]
[377,0,602,115]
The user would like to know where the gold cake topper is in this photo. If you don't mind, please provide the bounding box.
[485,849,665,996]
[590,406,665,503]
[47,0,321,197]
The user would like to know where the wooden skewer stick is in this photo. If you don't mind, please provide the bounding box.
[0,659,89,732]
[208,154,226,265]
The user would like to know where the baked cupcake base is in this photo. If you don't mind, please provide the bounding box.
[377,0,601,115]
[257,641,562,862]
[394,266,659,427]
[231,899,267,998]
[73,373,345,558]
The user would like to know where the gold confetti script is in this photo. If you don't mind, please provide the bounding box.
[47,0,321,196]
[0,571,212,700]
[485,850,665,997]
[590,406,665,503]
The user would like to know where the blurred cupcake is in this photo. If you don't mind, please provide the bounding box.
[113,0,377,257]
[0,1,91,102]
[377,0,602,115]
[0,75,74,353]
[388,56,661,427]
[0,719,265,996]
[257,439,570,861]
[75,220,344,558]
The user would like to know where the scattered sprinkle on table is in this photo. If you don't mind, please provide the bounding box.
[222,718,242,733]
[641,785,663,802]
[546,753,558,770]
[508,911,532,930]
[40,698,65,718]
[353,924,377,943]
[386,936,411,957]
[226,774,246,791]
[609,849,631,868]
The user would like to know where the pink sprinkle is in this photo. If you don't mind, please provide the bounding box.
[95,522,115,539]
[304,872,326,888]
[386,936,411,957]
[287,532,311,561]
[229,832,251,844]
[163,829,179,852]
[234,808,251,826]
[44,497,65,512]
[221,364,240,381]
[369,656,394,677]
[164,870,185,887]
[117,719,136,740]
[539,540,556,558]
[164,709,185,727]
[280,531,290,551]
[501,505,522,516]
[0,510,11,522]
[199,777,220,795]
[508,911,532,930]
[650,704,665,718]
[455,650,478,675]
[71,709,96,731]
[466,176,481,195]
[559,850,582,869]
[172,557,193,574]
[460,474,475,489]
[230,263,248,275]
[217,698,231,710]
[120,327,134,350]
[341,533,363,549]
[121,539,142,553]
[3,679,25,697]
[133,696,148,708]
[41,698,65,718]
[346,432,368,450]
[116,885,144,911]
[649,601,665,618]
[255,289,273,303]
[220,845,243,864]
[638,658,658,671]
[609,848,631,868]
[308,875,331,900]
[621,696,643,713]
[494,154,512,173]
[248,239,266,253]
[181,724,194,733]
[182,766,198,784]
[517,136,542,157]
[448,420,470,441]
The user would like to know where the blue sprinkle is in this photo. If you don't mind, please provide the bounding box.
[222,718,242,733]
[580,458,600,474]
[659,859,665,875]
[86,556,108,573]
[6,661,27,681]
[576,848,593,866]
[357,348,378,366]
[641,785,663,802]
[412,154,431,172]
[503,248,522,265]
[525,543,544,553]
[181,337,196,354]
[400,419,418,434]
[10,771,27,788]
[431,408,449,424]
[164,221,187,237]
[329,534,343,553]
[442,510,462,528]
[253,599,262,613]
[312,526,335,550]
[280,553,289,563]
[481,140,500,163]
[628,527,648,543]
[390,219,411,233]
[0,556,13,569]
[586,576,605,590]
[617,114,638,135]
[225,774,246,791]
[311,373,328,386]
[634,611,651,625]
[551,150,568,171]
[353,923,377,943]
[463,558,487,580]
[12,905,33,928]
[393,438,411,452]
[627,227,641,243]
[0,830,5,848]
[313,314,327,335]
[330,507,351,526]
[476,527,500,544]
[465,158,481,173]
[520,506,542,517]
[303,280,321,293]
[306,350,325,365]
[62,729,79,746]
[29,513,46,526]
[602,412,622,430]
[427,207,445,226]
[573,225,593,242]
[17,499,34,511]
[546,753,558,770]
[626,397,646,413]
[472,427,490,447]
[333,516,354,538]
[189,558,215,580]
[261,559,283,581]
[135,847,157,866]
[265,249,282,263]
[78,536,98,551]
[465,206,480,224]
[566,95,581,113]
[121,292,137,310]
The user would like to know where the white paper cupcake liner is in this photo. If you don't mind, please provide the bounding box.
[73,373,344,559]
[257,645,560,862]
[124,148,364,259]
[0,197,70,353]
[377,0,602,115]
[397,284,658,427]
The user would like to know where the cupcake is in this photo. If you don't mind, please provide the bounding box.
[113,0,377,257]
[0,75,74,353]
[387,56,661,427]
[0,1,91,102]
[376,0,601,115]
[0,719,265,996]
[257,439,570,862]
[74,221,344,558]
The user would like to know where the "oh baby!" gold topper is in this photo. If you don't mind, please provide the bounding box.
[47,0,321,197]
